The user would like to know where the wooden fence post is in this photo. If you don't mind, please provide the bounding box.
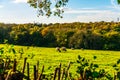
[38,65,44,80]
[36,61,39,79]
[61,68,65,80]
[67,62,71,71]
[5,58,11,70]
[12,59,17,72]
[0,74,4,80]
[34,65,37,80]
[27,63,30,80]
[58,63,61,80]
[0,59,4,78]
[64,62,71,80]
[53,68,58,80]
[22,57,27,74]
[114,72,117,80]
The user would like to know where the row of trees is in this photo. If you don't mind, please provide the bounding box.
[0,21,120,50]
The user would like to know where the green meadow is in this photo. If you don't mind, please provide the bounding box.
[0,44,120,78]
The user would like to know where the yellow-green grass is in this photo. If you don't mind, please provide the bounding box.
[0,44,120,78]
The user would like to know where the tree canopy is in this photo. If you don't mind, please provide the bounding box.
[118,0,120,4]
[28,0,120,18]
[0,22,120,50]
[28,0,68,18]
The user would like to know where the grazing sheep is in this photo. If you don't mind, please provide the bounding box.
[56,47,61,52]
[71,47,74,50]
[61,47,67,52]
[81,48,84,51]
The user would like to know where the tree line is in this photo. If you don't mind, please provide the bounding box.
[0,21,120,50]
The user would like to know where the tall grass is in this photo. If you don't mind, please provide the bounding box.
[0,44,120,78]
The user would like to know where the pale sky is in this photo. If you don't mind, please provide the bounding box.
[0,0,120,24]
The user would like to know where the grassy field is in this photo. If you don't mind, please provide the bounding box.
[0,44,120,78]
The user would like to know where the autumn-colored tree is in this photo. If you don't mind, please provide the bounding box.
[0,22,120,50]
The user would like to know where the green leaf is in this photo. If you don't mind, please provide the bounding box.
[117,59,120,64]
[118,0,120,4]
[117,72,120,79]
[92,71,99,78]
[84,62,89,66]
[93,56,97,59]
[94,64,99,68]
[77,60,80,63]
[0,50,3,54]
[82,58,85,61]
[105,74,113,80]
[112,64,117,67]
[0,69,3,74]
[12,49,16,54]
[78,55,81,60]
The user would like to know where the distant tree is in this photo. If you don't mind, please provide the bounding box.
[55,31,68,47]
[41,27,56,46]
[10,25,30,45]
[30,30,43,46]
[69,30,86,49]
[103,31,120,50]
[42,31,56,46]
[0,22,120,50]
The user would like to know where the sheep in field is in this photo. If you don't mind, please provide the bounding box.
[61,47,67,52]
[56,47,61,52]
[71,47,74,50]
